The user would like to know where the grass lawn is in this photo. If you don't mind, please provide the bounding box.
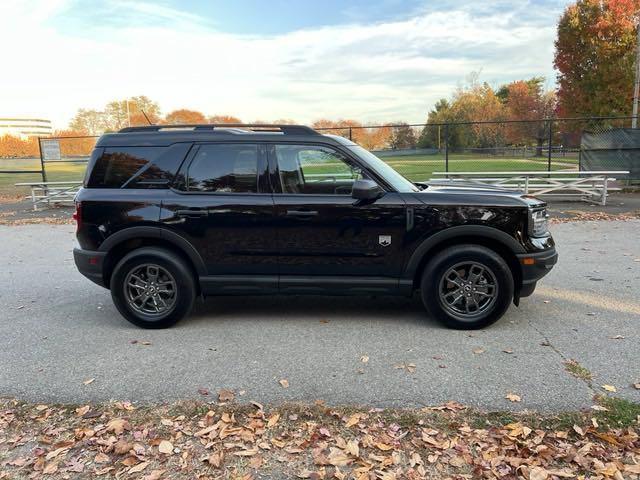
[0,158,88,196]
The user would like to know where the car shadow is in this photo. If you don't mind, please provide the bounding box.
[183,293,435,328]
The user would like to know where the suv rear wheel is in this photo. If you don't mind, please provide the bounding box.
[110,247,195,328]
[420,245,513,329]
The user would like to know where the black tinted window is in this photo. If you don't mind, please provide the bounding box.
[87,147,166,188]
[187,144,258,193]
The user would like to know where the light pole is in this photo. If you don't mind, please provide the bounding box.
[633,23,640,128]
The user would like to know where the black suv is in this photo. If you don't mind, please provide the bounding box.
[74,124,557,329]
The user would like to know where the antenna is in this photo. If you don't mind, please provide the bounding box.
[141,109,153,125]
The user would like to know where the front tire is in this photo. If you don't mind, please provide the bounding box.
[110,247,195,329]
[420,245,514,329]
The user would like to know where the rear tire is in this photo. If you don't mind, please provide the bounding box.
[420,245,513,329]
[110,247,195,329]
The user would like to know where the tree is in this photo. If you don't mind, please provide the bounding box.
[208,115,242,124]
[417,99,456,149]
[104,96,161,130]
[499,78,557,155]
[164,109,206,125]
[554,0,640,117]
[69,109,107,135]
[389,123,417,149]
[450,82,505,148]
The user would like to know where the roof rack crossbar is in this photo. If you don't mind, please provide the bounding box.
[118,124,318,135]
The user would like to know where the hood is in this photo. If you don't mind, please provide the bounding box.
[412,180,546,208]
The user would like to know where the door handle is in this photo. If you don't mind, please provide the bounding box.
[286,210,318,217]
[175,209,208,218]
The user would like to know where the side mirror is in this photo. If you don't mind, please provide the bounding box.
[352,179,384,201]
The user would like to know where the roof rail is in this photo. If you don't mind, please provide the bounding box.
[118,124,319,135]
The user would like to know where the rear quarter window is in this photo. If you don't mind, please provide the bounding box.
[86,144,191,188]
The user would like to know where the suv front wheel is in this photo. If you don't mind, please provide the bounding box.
[420,245,514,329]
[110,247,196,329]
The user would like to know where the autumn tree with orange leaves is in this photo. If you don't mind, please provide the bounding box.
[164,109,207,125]
[208,115,242,124]
[554,0,640,117]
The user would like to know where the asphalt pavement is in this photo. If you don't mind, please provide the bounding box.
[0,220,638,411]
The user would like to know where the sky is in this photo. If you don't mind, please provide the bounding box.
[0,0,571,129]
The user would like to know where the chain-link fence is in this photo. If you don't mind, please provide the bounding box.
[0,136,98,196]
[316,116,638,182]
[0,116,637,196]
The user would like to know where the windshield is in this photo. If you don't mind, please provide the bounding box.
[348,146,419,192]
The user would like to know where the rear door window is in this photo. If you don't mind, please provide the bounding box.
[185,144,259,193]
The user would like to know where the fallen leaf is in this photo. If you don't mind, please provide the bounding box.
[83,378,95,385]
[46,447,69,460]
[573,425,585,436]
[529,466,549,480]
[473,348,485,354]
[233,448,259,457]
[360,355,369,363]
[206,451,224,468]
[105,418,129,435]
[128,461,149,474]
[506,393,521,402]
[94,452,110,464]
[502,348,514,354]
[75,405,90,416]
[64,457,84,473]
[625,464,640,474]
[345,440,359,457]
[609,335,624,339]
[279,379,289,388]
[267,413,280,428]
[113,440,132,455]
[158,440,173,455]
[43,462,59,475]
[143,470,166,480]
[198,388,209,396]
[345,413,361,428]
[327,448,352,467]
[218,389,235,402]
[633,382,640,390]
[375,442,394,451]
[601,384,617,392]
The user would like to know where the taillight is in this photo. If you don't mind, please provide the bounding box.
[73,202,82,232]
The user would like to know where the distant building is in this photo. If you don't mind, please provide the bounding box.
[0,118,52,138]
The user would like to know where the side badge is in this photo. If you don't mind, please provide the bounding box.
[378,235,391,247]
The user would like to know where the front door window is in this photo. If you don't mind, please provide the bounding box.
[275,145,367,195]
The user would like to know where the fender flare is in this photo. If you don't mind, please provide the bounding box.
[99,226,207,276]
[403,225,525,279]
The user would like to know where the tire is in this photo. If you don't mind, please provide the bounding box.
[420,244,514,330]
[110,247,196,329]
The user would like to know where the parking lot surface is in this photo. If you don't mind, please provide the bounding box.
[0,220,638,411]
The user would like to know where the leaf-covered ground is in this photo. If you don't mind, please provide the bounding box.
[1,398,638,479]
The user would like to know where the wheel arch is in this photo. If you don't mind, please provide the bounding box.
[99,226,206,288]
[405,226,524,293]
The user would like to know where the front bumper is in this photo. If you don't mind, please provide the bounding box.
[73,248,107,288]
[517,247,558,286]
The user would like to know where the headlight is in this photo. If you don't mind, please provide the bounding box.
[529,208,549,237]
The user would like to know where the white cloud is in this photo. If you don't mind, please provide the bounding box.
[0,0,563,129]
